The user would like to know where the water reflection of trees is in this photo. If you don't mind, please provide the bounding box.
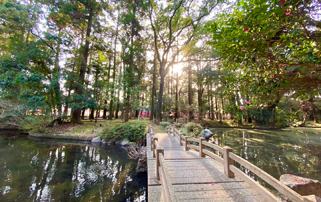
[0,137,146,201]
[209,129,321,183]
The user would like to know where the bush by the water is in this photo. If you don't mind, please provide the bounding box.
[182,122,203,137]
[173,122,182,128]
[159,122,170,128]
[99,122,147,145]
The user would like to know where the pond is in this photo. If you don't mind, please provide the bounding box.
[0,135,147,202]
[209,128,321,189]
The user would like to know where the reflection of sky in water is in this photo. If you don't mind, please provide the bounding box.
[209,128,321,183]
[0,136,146,202]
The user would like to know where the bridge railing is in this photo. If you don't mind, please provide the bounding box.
[167,125,311,202]
[149,125,178,202]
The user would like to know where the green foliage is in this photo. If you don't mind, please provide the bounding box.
[159,122,170,128]
[173,122,182,128]
[20,116,52,133]
[183,122,203,137]
[275,108,289,127]
[99,122,147,145]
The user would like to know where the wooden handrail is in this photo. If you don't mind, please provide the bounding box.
[167,125,310,202]
[150,127,177,202]
[230,165,281,202]
[229,153,304,202]
[158,151,178,202]
[202,141,223,153]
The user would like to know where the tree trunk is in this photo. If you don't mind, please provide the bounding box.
[150,52,157,120]
[156,66,166,123]
[142,93,144,106]
[54,31,62,117]
[175,72,178,122]
[103,100,107,119]
[89,108,94,119]
[109,19,119,120]
[115,89,120,119]
[124,93,130,122]
[221,96,224,120]
[215,95,218,120]
[81,108,85,119]
[210,85,214,120]
[188,64,193,122]
[71,7,93,124]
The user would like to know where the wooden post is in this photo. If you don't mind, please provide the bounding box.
[184,136,189,151]
[223,146,234,178]
[151,137,154,151]
[152,137,158,158]
[199,137,205,157]
[156,147,164,181]
[179,133,183,146]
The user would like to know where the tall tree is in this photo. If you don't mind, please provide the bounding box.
[148,0,222,122]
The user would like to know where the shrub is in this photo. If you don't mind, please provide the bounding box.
[99,122,147,145]
[173,122,182,128]
[159,122,170,128]
[20,115,52,133]
[183,122,203,137]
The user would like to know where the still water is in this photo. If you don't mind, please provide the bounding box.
[210,128,321,185]
[0,135,146,202]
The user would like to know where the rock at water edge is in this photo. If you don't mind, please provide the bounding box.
[280,174,321,198]
[200,129,213,139]
[92,136,102,143]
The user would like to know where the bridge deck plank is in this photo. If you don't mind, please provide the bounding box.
[147,131,265,202]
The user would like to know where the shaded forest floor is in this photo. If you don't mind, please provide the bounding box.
[27,117,321,140]
[29,118,154,140]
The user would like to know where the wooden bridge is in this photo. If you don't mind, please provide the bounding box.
[146,125,316,202]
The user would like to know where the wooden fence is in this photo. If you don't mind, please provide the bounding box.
[148,124,316,202]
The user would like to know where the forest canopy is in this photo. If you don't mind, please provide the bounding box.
[0,0,320,129]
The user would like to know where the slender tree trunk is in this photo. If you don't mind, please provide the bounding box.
[210,85,214,120]
[221,95,225,120]
[115,89,120,119]
[95,108,98,123]
[215,95,219,121]
[103,100,107,119]
[89,108,94,119]
[82,108,85,119]
[54,30,62,117]
[150,52,156,120]
[124,94,130,122]
[63,87,71,117]
[109,18,119,120]
[197,63,203,121]
[142,93,144,106]
[175,72,178,122]
[188,64,193,122]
